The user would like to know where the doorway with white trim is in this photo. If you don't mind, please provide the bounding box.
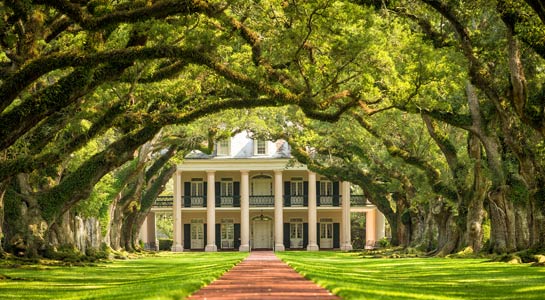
[251,214,272,249]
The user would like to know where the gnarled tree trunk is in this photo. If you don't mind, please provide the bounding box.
[487,187,516,253]
[528,183,545,249]
[432,198,460,256]
[464,133,487,253]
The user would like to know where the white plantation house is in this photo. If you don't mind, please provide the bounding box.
[140,131,385,251]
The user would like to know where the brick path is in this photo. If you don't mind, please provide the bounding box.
[187,251,340,300]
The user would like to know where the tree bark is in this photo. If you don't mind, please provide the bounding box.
[392,192,412,247]
[514,201,530,250]
[464,133,487,253]
[108,195,124,251]
[487,187,516,253]
[419,203,436,252]
[0,182,5,256]
[2,175,50,257]
[527,177,545,248]
[432,198,460,256]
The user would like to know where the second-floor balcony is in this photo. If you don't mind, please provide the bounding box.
[317,195,341,206]
[184,196,205,207]
[250,195,274,207]
[215,196,241,208]
[154,194,370,208]
[154,196,173,208]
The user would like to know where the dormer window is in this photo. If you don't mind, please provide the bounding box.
[254,140,267,155]
[217,139,230,156]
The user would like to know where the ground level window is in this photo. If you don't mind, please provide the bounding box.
[320,223,333,239]
[290,222,303,248]
[221,219,234,249]
[320,222,333,248]
[191,219,204,249]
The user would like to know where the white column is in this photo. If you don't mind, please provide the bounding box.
[341,181,353,251]
[375,209,386,240]
[171,171,183,252]
[365,208,377,249]
[140,215,149,246]
[205,171,217,252]
[239,170,250,252]
[274,170,285,251]
[147,212,157,250]
[307,171,319,251]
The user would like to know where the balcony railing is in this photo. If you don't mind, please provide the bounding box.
[283,195,308,207]
[250,195,274,207]
[154,194,370,208]
[317,195,341,207]
[182,196,205,207]
[153,196,173,208]
[290,195,305,206]
[350,195,368,207]
[215,196,241,207]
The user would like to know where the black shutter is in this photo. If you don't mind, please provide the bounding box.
[284,182,291,207]
[203,182,208,207]
[233,182,241,207]
[216,224,221,249]
[316,181,321,206]
[283,223,290,249]
[333,223,340,248]
[317,223,320,247]
[333,181,340,207]
[303,181,309,206]
[215,182,221,207]
[203,224,207,248]
[184,224,191,250]
[234,223,241,249]
[184,182,191,207]
[303,223,308,248]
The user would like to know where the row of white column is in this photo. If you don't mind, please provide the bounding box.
[171,170,354,252]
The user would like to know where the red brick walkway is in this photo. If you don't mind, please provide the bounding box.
[187,251,340,300]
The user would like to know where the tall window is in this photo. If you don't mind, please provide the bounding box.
[320,180,333,195]
[320,223,333,239]
[221,219,234,248]
[290,223,303,239]
[217,139,230,156]
[291,178,304,196]
[191,179,204,196]
[255,140,267,155]
[221,179,233,196]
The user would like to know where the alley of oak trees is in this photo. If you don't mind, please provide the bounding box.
[0,0,544,257]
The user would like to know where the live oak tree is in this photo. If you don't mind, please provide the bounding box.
[2,0,545,257]
[0,1,374,255]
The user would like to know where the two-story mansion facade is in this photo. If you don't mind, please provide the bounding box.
[140,131,385,251]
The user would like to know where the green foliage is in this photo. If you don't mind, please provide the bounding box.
[156,214,173,239]
[378,237,391,248]
[158,239,173,251]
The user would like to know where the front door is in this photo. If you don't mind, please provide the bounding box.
[191,220,204,249]
[320,223,333,248]
[253,220,272,249]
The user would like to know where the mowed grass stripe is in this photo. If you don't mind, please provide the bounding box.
[276,251,545,300]
[0,252,247,300]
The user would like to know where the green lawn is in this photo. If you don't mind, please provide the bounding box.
[276,251,545,300]
[0,252,247,300]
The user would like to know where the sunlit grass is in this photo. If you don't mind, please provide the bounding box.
[0,252,247,300]
[276,251,545,300]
